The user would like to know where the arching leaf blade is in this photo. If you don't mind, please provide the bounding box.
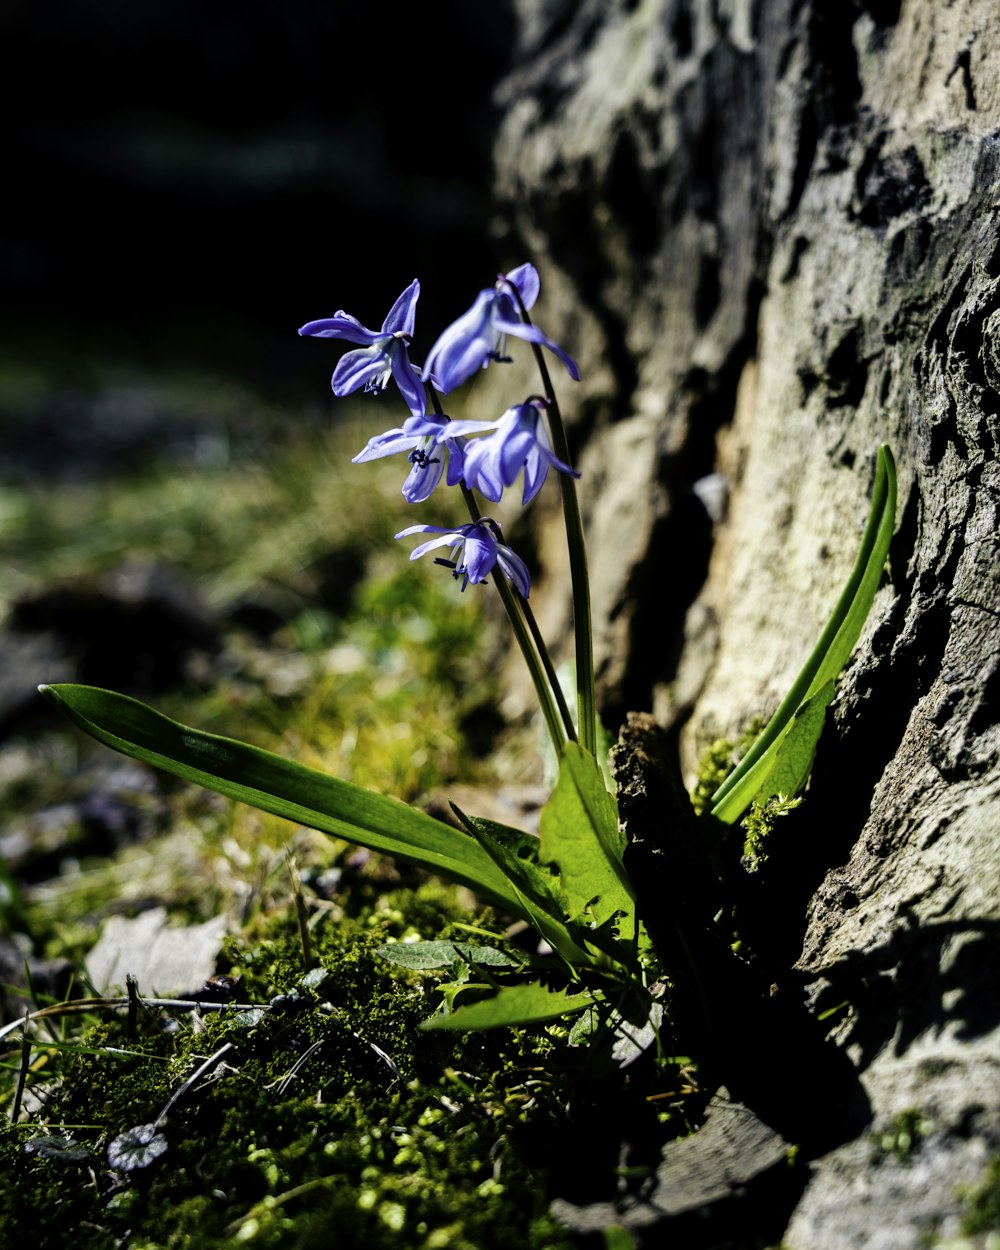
[711,445,896,822]
[39,683,527,916]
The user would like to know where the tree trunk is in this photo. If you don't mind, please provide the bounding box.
[493,2,1000,1245]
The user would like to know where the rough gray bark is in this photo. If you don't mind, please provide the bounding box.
[493,2,1000,1246]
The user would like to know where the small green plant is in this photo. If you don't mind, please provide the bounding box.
[40,262,897,1045]
[870,1108,931,1164]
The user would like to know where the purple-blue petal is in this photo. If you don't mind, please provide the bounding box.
[390,346,426,417]
[403,414,447,439]
[497,423,537,487]
[423,290,497,393]
[497,546,531,598]
[440,417,498,439]
[298,312,382,345]
[521,445,548,505]
[381,279,420,337]
[395,524,456,540]
[462,439,503,502]
[504,263,539,311]
[332,346,390,395]
[444,438,466,485]
[543,337,581,382]
[352,428,415,463]
[462,529,498,583]
[537,440,580,480]
[492,316,581,381]
[402,449,445,503]
[407,533,463,562]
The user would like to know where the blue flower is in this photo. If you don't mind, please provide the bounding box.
[423,263,579,394]
[394,518,531,597]
[352,415,466,504]
[299,279,425,417]
[445,398,579,505]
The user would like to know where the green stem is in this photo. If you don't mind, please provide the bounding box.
[425,382,570,756]
[521,595,577,744]
[505,291,597,757]
[459,483,567,758]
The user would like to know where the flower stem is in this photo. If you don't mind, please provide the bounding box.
[505,290,598,758]
[459,483,568,758]
[425,382,570,756]
[520,595,577,745]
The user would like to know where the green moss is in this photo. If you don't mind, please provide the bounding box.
[958,1155,1000,1235]
[739,793,803,872]
[689,721,763,817]
[1,879,585,1250]
[869,1109,930,1164]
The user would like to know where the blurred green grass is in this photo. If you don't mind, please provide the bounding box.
[0,367,511,936]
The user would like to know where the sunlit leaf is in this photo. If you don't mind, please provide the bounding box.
[711,444,897,822]
[450,804,594,971]
[420,982,596,1031]
[229,1008,266,1029]
[750,681,835,802]
[538,744,634,938]
[610,1000,663,1067]
[376,940,523,970]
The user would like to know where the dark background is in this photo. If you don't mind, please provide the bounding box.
[1,1,519,399]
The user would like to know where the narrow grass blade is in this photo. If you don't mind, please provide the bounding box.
[710,444,897,822]
[39,683,529,917]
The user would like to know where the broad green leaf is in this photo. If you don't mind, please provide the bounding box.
[39,684,529,919]
[450,804,595,971]
[420,982,596,1031]
[711,444,897,823]
[538,744,635,939]
[376,940,523,970]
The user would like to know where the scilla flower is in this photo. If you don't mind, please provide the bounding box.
[298,279,425,417]
[423,263,579,393]
[352,415,466,504]
[394,518,531,597]
[445,398,579,505]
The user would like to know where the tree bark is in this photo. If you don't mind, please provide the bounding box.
[493,2,1000,1245]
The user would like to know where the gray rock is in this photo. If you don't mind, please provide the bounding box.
[494,2,1000,1244]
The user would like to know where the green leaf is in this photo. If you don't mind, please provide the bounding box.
[538,744,635,939]
[39,684,531,919]
[107,1124,168,1171]
[449,804,595,971]
[23,1135,92,1163]
[711,444,897,823]
[420,982,596,1031]
[376,940,523,970]
[751,681,835,802]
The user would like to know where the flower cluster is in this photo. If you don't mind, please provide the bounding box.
[299,264,580,597]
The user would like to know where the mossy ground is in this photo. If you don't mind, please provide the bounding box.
[1,877,589,1250]
[0,369,657,1248]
